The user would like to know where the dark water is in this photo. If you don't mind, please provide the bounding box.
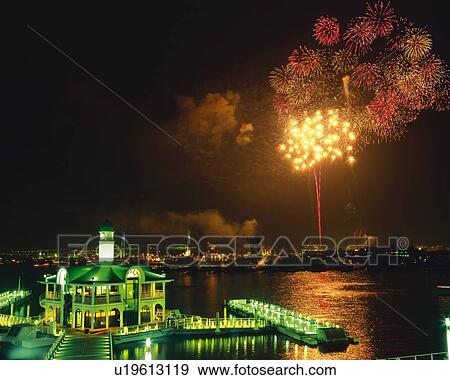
[1,264,449,359]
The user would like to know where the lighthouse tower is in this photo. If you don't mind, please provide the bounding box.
[99,220,115,263]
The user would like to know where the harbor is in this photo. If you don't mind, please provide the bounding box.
[0,223,449,360]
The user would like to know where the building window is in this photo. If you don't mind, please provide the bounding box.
[110,285,119,295]
[95,286,107,296]
[141,305,151,323]
[85,311,92,328]
[154,304,163,321]
[95,310,106,329]
[127,268,139,279]
[75,310,82,328]
[109,308,120,327]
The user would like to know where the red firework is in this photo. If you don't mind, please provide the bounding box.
[387,17,415,51]
[344,20,377,55]
[364,1,396,37]
[288,46,323,76]
[273,93,292,116]
[313,16,340,46]
[367,90,401,126]
[351,63,381,90]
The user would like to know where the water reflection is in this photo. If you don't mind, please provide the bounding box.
[1,265,449,360]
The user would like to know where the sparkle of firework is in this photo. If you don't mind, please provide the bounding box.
[331,49,359,74]
[387,17,414,50]
[269,66,292,93]
[343,20,377,55]
[366,90,402,128]
[288,46,324,76]
[351,63,381,90]
[273,93,292,116]
[402,28,433,61]
[278,109,357,171]
[313,16,340,46]
[364,0,396,37]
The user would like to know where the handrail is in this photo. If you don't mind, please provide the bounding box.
[109,330,114,360]
[45,330,66,360]
[386,351,448,360]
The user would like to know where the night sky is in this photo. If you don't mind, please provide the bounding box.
[1,1,449,249]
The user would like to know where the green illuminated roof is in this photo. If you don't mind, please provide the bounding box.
[99,220,115,232]
[42,264,170,285]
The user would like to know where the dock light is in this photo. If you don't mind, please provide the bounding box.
[146,337,151,348]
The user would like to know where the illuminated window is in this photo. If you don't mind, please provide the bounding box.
[127,268,139,279]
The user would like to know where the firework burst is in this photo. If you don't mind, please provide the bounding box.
[331,49,359,74]
[352,63,381,90]
[344,19,377,55]
[279,109,357,171]
[364,1,396,37]
[288,46,324,76]
[269,66,293,93]
[270,1,449,239]
[273,93,292,116]
[402,28,432,61]
[313,16,340,46]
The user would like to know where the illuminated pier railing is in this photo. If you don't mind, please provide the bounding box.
[170,315,267,330]
[0,290,31,310]
[0,313,43,327]
[114,316,267,336]
[227,299,338,335]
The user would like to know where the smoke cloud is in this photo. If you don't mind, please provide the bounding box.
[176,91,253,153]
[118,209,258,236]
[236,123,254,145]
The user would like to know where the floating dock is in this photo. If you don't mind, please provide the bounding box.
[226,299,357,347]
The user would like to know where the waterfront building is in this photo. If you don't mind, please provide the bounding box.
[39,221,172,331]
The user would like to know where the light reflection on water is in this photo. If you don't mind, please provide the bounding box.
[115,270,450,360]
[0,266,449,359]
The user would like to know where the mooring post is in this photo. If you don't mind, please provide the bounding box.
[10,303,14,316]
[27,304,30,318]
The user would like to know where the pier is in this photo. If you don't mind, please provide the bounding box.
[226,299,356,347]
[0,289,35,327]
[112,315,270,345]
[0,290,31,311]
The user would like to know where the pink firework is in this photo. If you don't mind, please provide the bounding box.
[344,20,377,55]
[288,46,323,76]
[367,90,401,126]
[364,1,396,37]
[351,63,381,90]
[313,16,340,46]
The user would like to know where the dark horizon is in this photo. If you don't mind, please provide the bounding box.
[1,1,449,250]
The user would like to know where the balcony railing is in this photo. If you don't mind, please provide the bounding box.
[73,295,122,305]
[46,292,61,300]
[141,290,164,299]
[109,295,121,303]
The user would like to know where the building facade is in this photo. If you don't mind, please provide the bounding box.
[39,221,172,331]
